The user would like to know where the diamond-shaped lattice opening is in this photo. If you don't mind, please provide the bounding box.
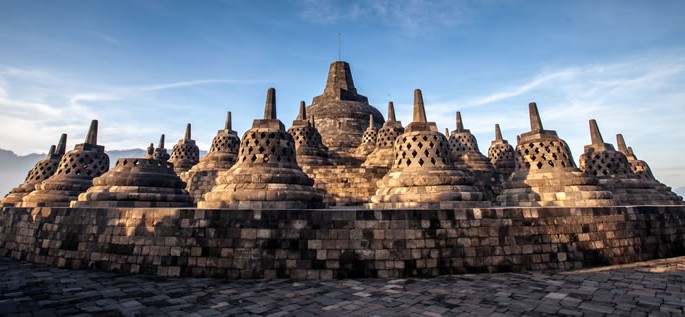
[417,142,423,149]
[411,150,418,158]
[418,158,424,166]
[536,161,543,169]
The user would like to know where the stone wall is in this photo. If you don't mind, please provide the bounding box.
[303,165,388,206]
[1,206,684,279]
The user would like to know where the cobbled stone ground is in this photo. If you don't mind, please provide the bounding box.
[1,256,684,316]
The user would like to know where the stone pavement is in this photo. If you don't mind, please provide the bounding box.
[1,256,684,317]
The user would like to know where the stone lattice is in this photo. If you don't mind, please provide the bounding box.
[1,134,67,206]
[200,88,323,209]
[72,135,193,208]
[288,101,330,167]
[306,61,384,154]
[488,124,515,175]
[363,102,404,168]
[185,113,241,202]
[579,120,681,206]
[369,90,489,209]
[353,114,377,158]
[496,103,614,207]
[448,112,497,200]
[18,120,110,207]
[168,124,200,174]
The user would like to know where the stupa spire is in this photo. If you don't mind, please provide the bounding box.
[368,114,374,129]
[495,124,503,141]
[264,87,277,119]
[225,112,232,130]
[47,145,56,158]
[297,101,306,120]
[413,89,427,123]
[616,134,629,154]
[529,102,543,132]
[589,119,605,147]
[85,120,98,145]
[184,124,191,140]
[158,134,165,149]
[54,133,67,156]
[445,128,449,136]
[388,101,396,122]
[456,112,464,132]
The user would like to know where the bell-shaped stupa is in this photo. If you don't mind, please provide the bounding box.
[362,102,404,168]
[496,103,614,207]
[185,112,241,202]
[353,114,377,158]
[200,88,324,209]
[306,61,384,153]
[448,112,494,172]
[2,134,67,206]
[287,101,330,167]
[615,134,683,203]
[369,90,489,209]
[150,134,171,161]
[579,120,681,205]
[19,120,110,207]
[73,135,193,208]
[488,124,515,176]
[168,123,200,174]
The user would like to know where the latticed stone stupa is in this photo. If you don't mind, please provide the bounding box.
[363,102,404,168]
[287,101,330,167]
[185,112,241,202]
[200,88,324,209]
[369,90,489,209]
[353,114,377,158]
[578,120,681,205]
[616,134,683,203]
[73,135,193,208]
[487,124,515,177]
[168,123,200,174]
[496,103,614,207]
[18,120,110,207]
[306,61,384,153]
[1,134,67,206]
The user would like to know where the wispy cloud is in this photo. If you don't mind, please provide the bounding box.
[140,79,262,92]
[87,31,120,44]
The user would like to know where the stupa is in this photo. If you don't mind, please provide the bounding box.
[1,134,67,206]
[353,114,377,158]
[362,102,404,168]
[184,112,241,202]
[18,120,110,207]
[200,88,324,209]
[287,101,330,167]
[72,135,193,208]
[616,134,683,203]
[368,90,489,209]
[306,61,384,153]
[487,124,515,176]
[151,134,171,161]
[496,103,614,207]
[578,120,681,205]
[448,112,495,172]
[168,123,200,174]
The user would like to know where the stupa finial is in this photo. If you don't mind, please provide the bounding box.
[616,134,629,154]
[47,145,56,158]
[368,114,374,129]
[456,112,464,132]
[445,128,449,136]
[589,119,605,147]
[528,102,543,132]
[297,101,306,120]
[158,134,165,149]
[85,120,98,145]
[495,124,503,141]
[388,101,396,122]
[184,123,191,140]
[413,89,427,123]
[147,143,154,156]
[55,133,67,155]
[264,87,277,120]
[225,112,232,131]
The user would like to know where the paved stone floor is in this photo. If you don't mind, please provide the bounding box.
[1,257,684,317]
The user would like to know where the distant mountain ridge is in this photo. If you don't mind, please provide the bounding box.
[0,148,207,198]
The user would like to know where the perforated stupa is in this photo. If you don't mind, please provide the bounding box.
[496,103,614,207]
[353,114,377,158]
[287,101,330,167]
[200,88,324,209]
[168,123,200,174]
[363,102,404,168]
[448,112,494,172]
[368,90,489,209]
[487,124,515,176]
[73,135,193,208]
[2,134,67,206]
[19,120,110,207]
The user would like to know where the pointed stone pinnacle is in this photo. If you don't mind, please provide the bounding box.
[85,120,98,145]
[387,101,396,122]
[225,112,232,131]
[627,146,638,159]
[528,102,543,132]
[147,143,154,155]
[368,114,374,129]
[297,101,306,120]
[184,124,192,140]
[589,119,605,146]
[311,115,316,128]
[495,124,503,141]
[46,145,56,159]
[413,89,427,123]
[264,88,277,120]
[55,133,67,155]
[445,128,449,136]
[158,134,165,149]
[456,112,464,132]
[616,134,629,154]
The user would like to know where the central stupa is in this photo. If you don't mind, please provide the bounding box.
[307,61,384,153]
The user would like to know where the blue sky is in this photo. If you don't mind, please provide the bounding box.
[1,0,684,189]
